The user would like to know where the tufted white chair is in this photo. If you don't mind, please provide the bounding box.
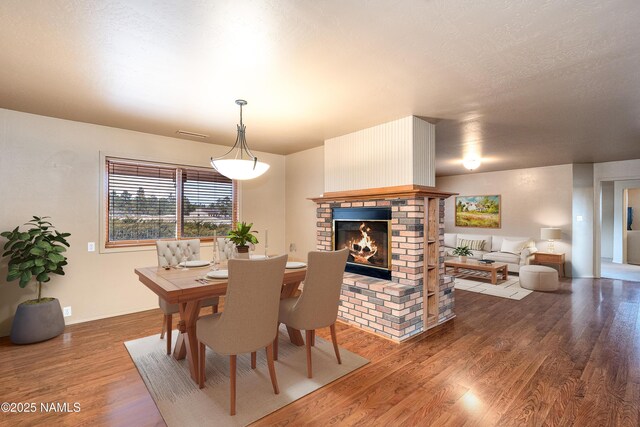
[215,237,237,261]
[155,239,219,355]
[156,239,202,267]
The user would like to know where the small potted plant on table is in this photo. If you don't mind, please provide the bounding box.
[1,216,71,344]
[227,221,259,259]
[452,246,473,262]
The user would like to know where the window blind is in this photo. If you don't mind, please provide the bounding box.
[105,158,236,246]
[181,168,234,238]
[107,160,178,243]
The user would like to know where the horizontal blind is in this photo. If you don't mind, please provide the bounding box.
[107,159,177,242]
[181,167,234,238]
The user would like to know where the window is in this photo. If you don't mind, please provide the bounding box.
[106,158,237,247]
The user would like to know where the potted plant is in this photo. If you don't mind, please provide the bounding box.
[227,221,259,259]
[1,216,70,344]
[452,246,473,262]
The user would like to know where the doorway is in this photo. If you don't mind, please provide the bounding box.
[600,180,640,280]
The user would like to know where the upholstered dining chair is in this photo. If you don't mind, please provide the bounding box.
[274,248,349,378]
[196,255,287,416]
[155,239,219,355]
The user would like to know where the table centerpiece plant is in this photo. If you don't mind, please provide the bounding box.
[227,221,259,259]
[452,245,473,262]
[1,216,70,344]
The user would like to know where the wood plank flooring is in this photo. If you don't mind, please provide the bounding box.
[1,276,639,426]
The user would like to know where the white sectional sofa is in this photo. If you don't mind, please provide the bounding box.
[443,233,538,273]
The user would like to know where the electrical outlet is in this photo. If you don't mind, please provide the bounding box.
[87,242,95,252]
[289,243,297,252]
[576,215,584,222]
[63,306,72,317]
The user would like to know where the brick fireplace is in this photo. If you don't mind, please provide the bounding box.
[313,185,456,342]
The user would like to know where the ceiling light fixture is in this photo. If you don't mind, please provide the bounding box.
[210,100,270,180]
[463,158,481,171]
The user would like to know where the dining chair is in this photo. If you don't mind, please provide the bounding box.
[215,237,236,261]
[274,248,349,378]
[196,255,287,416]
[156,239,219,355]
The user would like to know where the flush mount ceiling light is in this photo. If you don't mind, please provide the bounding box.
[210,100,270,180]
[462,158,482,171]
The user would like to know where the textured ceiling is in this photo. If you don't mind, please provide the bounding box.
[1,0,639,176]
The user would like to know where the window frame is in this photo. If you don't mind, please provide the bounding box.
[103,156,238,249]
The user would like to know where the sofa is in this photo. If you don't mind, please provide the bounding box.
[443,233,538,273]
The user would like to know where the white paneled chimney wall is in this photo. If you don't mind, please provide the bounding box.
[324,116,435,192]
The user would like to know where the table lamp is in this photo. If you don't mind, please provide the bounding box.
[540,228,562,253]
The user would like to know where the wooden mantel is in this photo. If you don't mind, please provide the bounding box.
[309,184,456,203]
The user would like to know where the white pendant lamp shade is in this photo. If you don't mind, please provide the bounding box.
[210,158,270,181]
[210,99,269,180]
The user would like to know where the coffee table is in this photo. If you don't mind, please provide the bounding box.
[444,259,508,285]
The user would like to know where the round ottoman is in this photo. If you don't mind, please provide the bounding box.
[519,265,559,291]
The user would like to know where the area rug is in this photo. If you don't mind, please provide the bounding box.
[124,325,369,427]
[453,273,532,300]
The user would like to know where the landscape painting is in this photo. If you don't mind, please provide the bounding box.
[455,195,501,228]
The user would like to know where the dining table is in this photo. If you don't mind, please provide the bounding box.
[134,263,307,383]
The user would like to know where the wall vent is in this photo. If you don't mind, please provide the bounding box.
[176,130,209,139]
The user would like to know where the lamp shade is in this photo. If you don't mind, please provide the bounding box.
[210,159,270,180]
[540,227,562,240]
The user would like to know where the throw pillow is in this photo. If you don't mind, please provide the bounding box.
[457,238,485,251]
[500,239,529,255]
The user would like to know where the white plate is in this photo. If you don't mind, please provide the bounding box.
[206,269,228,279]
[180,260,210,268]
[286,261,307,269]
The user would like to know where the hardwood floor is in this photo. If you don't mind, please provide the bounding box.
[1,276,639,426]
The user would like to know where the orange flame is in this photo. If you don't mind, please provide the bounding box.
[345,222,378,264]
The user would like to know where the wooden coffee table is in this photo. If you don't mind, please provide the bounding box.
[444,259,508,285]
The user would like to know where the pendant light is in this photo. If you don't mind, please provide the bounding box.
[210,100,270,180]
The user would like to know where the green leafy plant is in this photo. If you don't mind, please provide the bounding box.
[1,216,71,303]
[452,246,473,257]
[227,221,259,247]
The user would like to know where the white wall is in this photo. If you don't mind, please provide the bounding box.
[285,146,325,261]
[0,108,286,337]
[601,181,614,259]
[324,116,435,192]
[572,164,594,277]
[437,164,574,274]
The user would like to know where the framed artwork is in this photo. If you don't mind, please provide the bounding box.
[455,195,501,228]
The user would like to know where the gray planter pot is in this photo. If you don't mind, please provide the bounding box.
[10,298,65,344]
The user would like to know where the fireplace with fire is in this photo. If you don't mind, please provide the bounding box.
[333,207,392,280]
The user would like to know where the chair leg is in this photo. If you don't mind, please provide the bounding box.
[166,314,173,355]
[198,342,206,389]
[330,323,342,364]
[273,326,279,361]
[251,351,257,369]
[230,355,237,416]
[266,344,279,394]
[305,330,314,378]
[160,314,168,339]
[310,329,316,346]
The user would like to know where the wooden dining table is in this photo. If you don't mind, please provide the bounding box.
[134,264,307,383]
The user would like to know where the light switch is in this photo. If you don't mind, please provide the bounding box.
[88,242,96,252]
[576,215,583,222]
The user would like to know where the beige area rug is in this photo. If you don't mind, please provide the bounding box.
[124,325,369,427]
[453,273,533,300]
